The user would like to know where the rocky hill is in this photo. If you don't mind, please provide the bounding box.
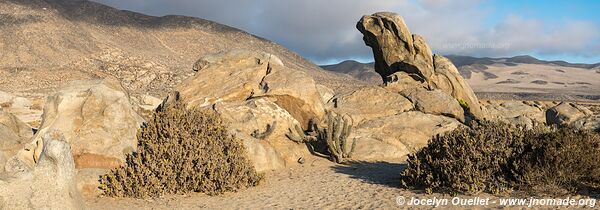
[0,0,361,97]
[320,60,380,84]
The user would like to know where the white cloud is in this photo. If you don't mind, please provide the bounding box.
[92,0,600,63]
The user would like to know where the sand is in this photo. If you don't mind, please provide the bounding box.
[85,158,595,209]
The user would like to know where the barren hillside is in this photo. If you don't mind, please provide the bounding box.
[323,56,600,101]
[0,0,362,97]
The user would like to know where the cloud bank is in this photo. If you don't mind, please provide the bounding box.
[92,0,600,64]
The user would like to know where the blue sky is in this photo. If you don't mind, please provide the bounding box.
[480,0,600,63]
[93,0,600,65]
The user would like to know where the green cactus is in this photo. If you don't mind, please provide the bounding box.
[324,111,356,163]
[285,111,356,163]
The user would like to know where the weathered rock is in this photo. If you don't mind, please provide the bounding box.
[17,78,144,168]
[357,12,434,82]
[0,130,85,210]
[401,88,465,122]
[430,55,483,118]
[176,50,328,171]
[330,86,413,125]
[484,101,545,128]
[216,98,311,172]
[546,102,593,126]
[0,91,31,111]
[0,110,32,152]
[571,117,600,130]
[316,84,335,103]
[138,94,163,111]
[179,50,325,128]
[383,71,428,93]
[10,78,144,197]
[351,111,462,160]
[356,12,483,119]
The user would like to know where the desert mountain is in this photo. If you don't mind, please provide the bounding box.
[0,0,362,97]
[322,55,600,101]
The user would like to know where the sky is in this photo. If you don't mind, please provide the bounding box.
[91,0,600,65]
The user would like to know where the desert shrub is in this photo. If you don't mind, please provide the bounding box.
[401,121,600,196]
[99,101,262,198]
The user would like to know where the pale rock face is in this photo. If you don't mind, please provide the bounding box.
[10,78,144,197]
[0,91,32,112]
[351,111,463,160]
[357,12,434,81]
[315,84,335,104]
[180,50,325,128]
[330,86,413,125]
[17,78,144,168]
[0,110,33,152]
[177,50,327,171]
[400,88,465,122]
[430,55,484,118]
[216,99,311,172]
[546,102,598,130]
[484,101,546,128]
[356,12,483,119]
[0,130,85,210]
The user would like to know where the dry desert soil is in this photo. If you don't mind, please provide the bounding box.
[86,158,595,209]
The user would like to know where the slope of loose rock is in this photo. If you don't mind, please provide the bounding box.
[0,0,362,98]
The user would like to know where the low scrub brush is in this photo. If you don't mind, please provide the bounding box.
[100,101,262,198]
[401,121,600,196]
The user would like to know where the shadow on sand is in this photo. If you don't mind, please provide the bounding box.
[331,161,407,188]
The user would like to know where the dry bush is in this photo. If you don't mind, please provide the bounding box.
[99,101,262,198]
[401,121,600,196]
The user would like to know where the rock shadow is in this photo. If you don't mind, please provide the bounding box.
[331,161,406,188]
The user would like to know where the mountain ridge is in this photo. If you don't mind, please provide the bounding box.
[0,0,362,96]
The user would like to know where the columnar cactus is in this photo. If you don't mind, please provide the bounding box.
[285,111,356,163]
[324,112,356,163]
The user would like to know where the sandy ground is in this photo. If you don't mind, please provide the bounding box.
[466,63,600,96]
[85,158,596,209]
[87,159,408,209]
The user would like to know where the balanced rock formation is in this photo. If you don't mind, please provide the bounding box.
[357,12,483,119]
[176,50,325,171]
[0,130,85,210]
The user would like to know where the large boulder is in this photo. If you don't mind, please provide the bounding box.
[0,110,33,153]
[330,86,413,125]
[546,102,593,126]
[17,78,144,168]
[400,88,464,122]
[546,102,599,130]
[12,78,144,196]
[0,130,85,210]
[176,50,326,171]
[484,101,545,128]
[357,12,483,119]
[215,99,311,172]
[351,111,462,160]
[180,50,325,128]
